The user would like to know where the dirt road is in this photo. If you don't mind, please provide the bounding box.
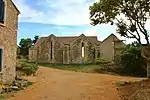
[8,67,142,100]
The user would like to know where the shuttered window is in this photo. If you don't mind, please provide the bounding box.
[0,0,5,23]
[0,49,3,71]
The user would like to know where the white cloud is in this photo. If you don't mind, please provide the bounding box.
[75,26,101,40]
[12,0,45,22]
[12,0,96,25]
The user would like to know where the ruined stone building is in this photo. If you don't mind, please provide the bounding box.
[0,0,19,82]
[29,34,125,64]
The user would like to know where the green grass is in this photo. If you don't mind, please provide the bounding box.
[0,94,5,100]
[0,93,15,100]
[38,63,103,73]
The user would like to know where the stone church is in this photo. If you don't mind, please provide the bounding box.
[29,34,125,64]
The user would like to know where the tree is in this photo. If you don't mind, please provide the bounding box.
[89,0,150,78]
[119,44,146,77]
[19,38,33,57]
[33,35,39,45]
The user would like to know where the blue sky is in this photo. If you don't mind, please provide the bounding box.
[13,0,138,44]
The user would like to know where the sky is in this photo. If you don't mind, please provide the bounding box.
[12,0,149,44]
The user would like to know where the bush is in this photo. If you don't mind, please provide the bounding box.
[119,44,146,77]
[95,58,111,65]
[22,63,38,75]
[16,59,28,70]
[16,59,38,76]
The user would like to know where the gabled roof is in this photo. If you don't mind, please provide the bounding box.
[57,36,100,45]
[57,37,78,45]
[100,34,125,47]
[35,34,100,46]
[101,34,119,43]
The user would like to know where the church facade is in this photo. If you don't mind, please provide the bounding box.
[29,34,124,64]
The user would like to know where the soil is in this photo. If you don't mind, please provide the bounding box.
[8,67,143,100]
[118,79,150,100]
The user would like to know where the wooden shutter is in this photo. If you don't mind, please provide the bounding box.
[0,49,2,71]
[0,0,5,23]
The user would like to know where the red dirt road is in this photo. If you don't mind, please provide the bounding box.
[8,67,142,100]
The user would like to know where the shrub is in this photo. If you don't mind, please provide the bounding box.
[16,59,28,70]
[22,63,38,75]
[95,58,111,65]
[119,44,146,77]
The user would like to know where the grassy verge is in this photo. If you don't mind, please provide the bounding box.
[0,92,15,100]
[38,63,102,73]
[38,63,119,75]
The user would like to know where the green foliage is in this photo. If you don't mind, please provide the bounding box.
[22,63,38,76]
[33,35,39,44]
[39,63,102,73]
[16,59,38,76]
[89,0,150,44]
[27,81,33,86]
[19,38,33,57]
[119,44,146,77]
[95,58,111,64]
[0,94,5,100]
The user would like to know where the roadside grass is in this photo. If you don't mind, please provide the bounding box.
[0,94,5,100]
[38,63,118,75]
[38,63,101,73]
[0,92,15,100]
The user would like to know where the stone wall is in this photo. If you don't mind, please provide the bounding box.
[29,48,37,62]
[37,39,50,63]
[53,39,64,64]
[29,34,125,64]
[100,34,124,61]
[29,35,98,64]
[70,38,82,63]
[30,36,64,64]
[70,36,97,64]
[0,0,19,83]
[86,41,96,63]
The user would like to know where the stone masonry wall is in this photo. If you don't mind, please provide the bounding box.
[70,36,97,64]
[54,39,64,64]
[0,0,19,83]
[31,36,64,64]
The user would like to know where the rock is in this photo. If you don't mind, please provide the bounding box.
[11,86,19,91]
[0,88,3,94]
[15,76,23,81]
[3,87,13,92]
[116,81,129,86]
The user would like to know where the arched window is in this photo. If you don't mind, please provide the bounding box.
[50,42,53,60]
[0,0,5,23]
[82,42,84,57]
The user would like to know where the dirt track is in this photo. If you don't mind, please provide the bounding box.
[8,67,142,100]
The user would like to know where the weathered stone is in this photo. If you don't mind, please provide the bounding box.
[29,34,124,64]
[116,81,130,86]
[4,87,13,92]
[0,88,3,94]
[11,86,19,91]
[0,0,19,83]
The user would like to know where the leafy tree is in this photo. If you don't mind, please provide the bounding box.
[19,38,33,57]
[89,0,150,78]
[119,44,146,77]
[33,35,39,45]
[89,0,150,44]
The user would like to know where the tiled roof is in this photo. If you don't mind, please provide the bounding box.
[57,36,100,45]
[36,35,100,45]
